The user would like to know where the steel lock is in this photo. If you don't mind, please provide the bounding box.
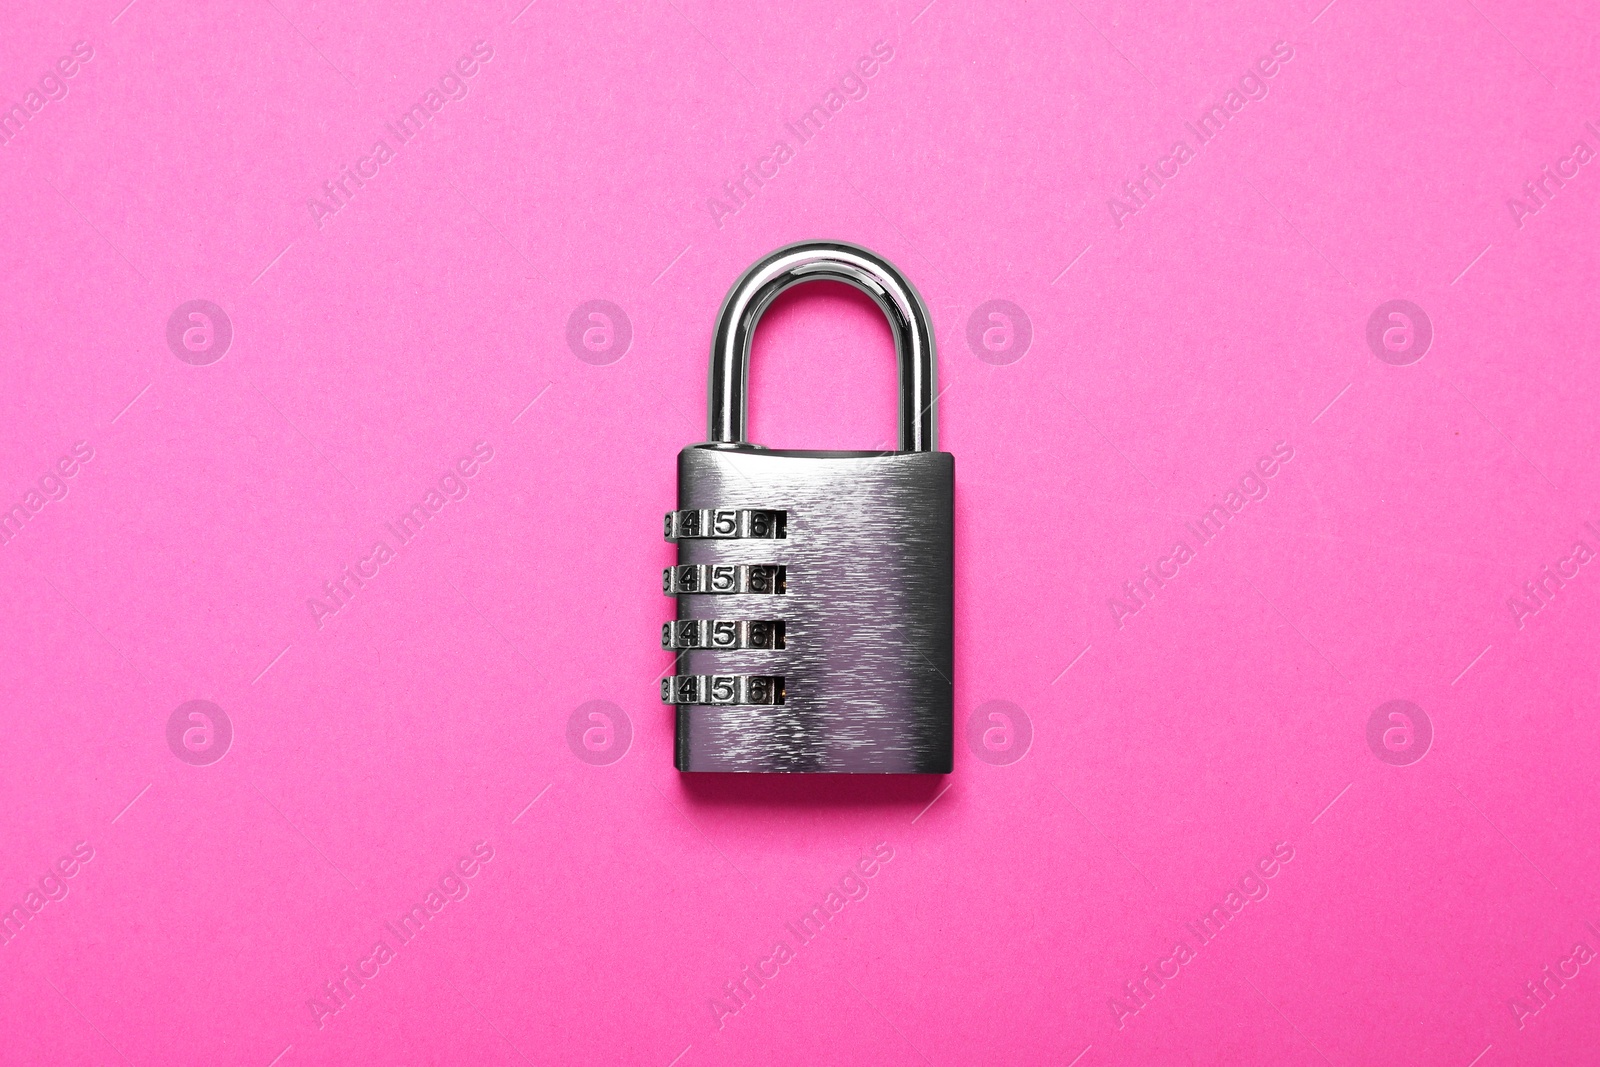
[661,241,953,773]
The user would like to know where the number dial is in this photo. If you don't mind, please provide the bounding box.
[661,619,786,650]
[664,508,787,541]
[663,564,786,595]
[661,674,786,706]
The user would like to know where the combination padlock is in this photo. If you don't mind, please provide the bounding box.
[661,241,953,773]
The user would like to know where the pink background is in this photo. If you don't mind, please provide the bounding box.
[4,0,1600,1063]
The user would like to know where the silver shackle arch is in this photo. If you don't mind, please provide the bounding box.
[708,241,937,452]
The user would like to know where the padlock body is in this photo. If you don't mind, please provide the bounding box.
[669,444,953,773]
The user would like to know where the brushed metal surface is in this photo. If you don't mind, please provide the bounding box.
[672,445,953,773]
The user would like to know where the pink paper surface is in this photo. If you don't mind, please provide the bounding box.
[4,0,1600,1063]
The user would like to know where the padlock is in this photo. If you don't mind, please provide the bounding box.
[661,241,953,773]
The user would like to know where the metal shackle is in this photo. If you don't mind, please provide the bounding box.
[708,241,937,452]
